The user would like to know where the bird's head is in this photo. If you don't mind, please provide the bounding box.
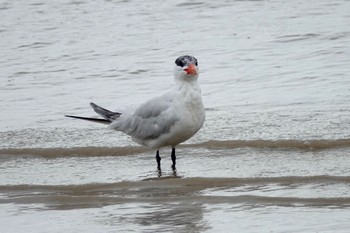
[173,55,199,81]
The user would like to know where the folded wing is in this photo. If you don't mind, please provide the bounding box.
[109,96,179,140]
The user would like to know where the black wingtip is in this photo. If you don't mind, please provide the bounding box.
[64,114,110,125]
[64,114,76,118]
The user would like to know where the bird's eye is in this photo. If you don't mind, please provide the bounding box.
[195,60,198,66]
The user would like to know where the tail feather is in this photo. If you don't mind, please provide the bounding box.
[90,102,121,122]
[64,115,110,125]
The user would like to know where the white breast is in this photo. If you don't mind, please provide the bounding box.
[144,82,205,149]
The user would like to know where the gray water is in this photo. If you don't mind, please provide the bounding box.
[1,0,350,232]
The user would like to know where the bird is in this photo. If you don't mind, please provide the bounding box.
[65,55,205,174]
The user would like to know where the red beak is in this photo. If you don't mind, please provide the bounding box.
[184,64,197,75]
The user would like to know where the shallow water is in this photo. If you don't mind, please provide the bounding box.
[1,0,350,232]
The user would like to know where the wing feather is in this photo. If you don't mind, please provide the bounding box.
[109,96,178,140]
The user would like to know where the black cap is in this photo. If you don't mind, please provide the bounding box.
[175,55,198,67]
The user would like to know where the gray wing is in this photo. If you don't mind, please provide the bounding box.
[109,95,179,140]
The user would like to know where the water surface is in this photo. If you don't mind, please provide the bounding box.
[1,0,350,232]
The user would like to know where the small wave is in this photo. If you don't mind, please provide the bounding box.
[1,139,349,158]
[17,42,53,49]
[1,176,350,193]
[0,146,150,158]
[1,176,350,208]
[195,139,350,150]
[274,33,320,43]
[2,194,349,209]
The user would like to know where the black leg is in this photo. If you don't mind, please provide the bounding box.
[171,147,176,171]
[156,150,161,171]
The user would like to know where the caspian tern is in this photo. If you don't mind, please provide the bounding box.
[65,55,205,173]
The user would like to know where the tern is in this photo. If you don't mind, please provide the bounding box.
[65,55,205,173]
